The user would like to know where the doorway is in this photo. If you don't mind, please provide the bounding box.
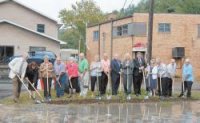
[0,46,14,64]
[132,51,146,59]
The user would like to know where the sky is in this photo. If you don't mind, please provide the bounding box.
[17,0,141,21]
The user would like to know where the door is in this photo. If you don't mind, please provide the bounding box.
[0,46,14,64]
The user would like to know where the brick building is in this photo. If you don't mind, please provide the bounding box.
[86,13,200,78]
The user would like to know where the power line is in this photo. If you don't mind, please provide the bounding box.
[122,0,128,10]
[130,0,134,5]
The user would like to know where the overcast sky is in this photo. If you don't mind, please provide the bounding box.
[17,0,141,21]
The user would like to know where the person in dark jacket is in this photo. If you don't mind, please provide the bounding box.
[111,53,121,95]
[26,62,39,100]
[133,52,146,96]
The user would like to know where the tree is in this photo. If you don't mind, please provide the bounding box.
[59,0,106,52]
[117,4,135,18]
[134,0,200,14]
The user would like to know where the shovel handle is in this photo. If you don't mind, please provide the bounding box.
[26,78,44,101]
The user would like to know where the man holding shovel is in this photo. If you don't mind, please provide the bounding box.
[8,53,29,103]
[156,58,168,97]
[54,57,67,98]
[179,59,193,98]
[133,52,146,96]
[167,59,176,97]
[78,53,89,97]
[111,53,121,95]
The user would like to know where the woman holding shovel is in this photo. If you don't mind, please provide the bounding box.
[90,55,102,97]
[122,53,134,99]
[26,62,39,100]
[39,55,54,102]
[66,57,80,93]
[146,59,158,97]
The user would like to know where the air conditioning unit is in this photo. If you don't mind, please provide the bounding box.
[172,47,185,58]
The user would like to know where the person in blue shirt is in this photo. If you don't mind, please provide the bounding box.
[179,59,194,98]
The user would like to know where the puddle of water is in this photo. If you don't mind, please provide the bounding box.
[0,101,199,123]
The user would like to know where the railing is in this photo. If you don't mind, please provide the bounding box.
[0,56,10,65]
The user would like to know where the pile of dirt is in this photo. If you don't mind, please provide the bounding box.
[49,97,197,105]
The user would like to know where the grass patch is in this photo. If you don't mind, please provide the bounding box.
[0,89,200,105]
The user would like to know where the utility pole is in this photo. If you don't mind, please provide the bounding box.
[110,19,113,60]
[147,0,154,64]
[98,24,101,60]
[78,37,81,55]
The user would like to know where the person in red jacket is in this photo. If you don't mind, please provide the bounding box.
[66,57,80,93]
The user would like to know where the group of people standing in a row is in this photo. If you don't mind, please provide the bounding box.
[8,51,193,103]
[8,53,89,102]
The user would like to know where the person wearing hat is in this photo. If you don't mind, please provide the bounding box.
[66,57,80,93]
[8,53,29,103]
[39,55,54,101]
[54,57,67,98]
[179,58,194,98]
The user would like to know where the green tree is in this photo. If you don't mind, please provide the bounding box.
[176,0,200,14]
[134,0,200,14]
[118,4,135,18]
[59,0,106,53]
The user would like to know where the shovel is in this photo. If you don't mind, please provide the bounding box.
[142,70,149,100]
[159,77,164,100]
[26,78,44,104]
[106,73,112,100]
[69,78,76,96]
[182,78,187,98]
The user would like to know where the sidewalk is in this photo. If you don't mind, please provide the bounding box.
[0,80,25,99]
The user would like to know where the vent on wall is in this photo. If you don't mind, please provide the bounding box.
[172,47,185,58]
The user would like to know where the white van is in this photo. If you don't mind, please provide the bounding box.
[60,49,78,61]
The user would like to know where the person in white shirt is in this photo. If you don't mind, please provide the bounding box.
[146,59,158,97]
[8,53,29,103]
[156,58,168,97]
[90,55,102,96]
[167,59,176,97]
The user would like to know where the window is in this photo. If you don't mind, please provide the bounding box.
[132,22,147,36]
[122,25,128,35]
[198,24,200,37]
[117,26,122,36]
[93,31,99,41]
[158,23,171,33]
[116,24,128,36]
[37,24,45,33]
[113,23,147,37]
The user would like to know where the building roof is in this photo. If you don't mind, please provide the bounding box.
[0,0,58,23]
[0,19,66,44]
[87,15,133,28]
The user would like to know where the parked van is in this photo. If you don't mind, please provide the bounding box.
[60,49,78,61]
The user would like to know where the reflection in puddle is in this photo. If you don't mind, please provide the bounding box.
[0,101,199,123]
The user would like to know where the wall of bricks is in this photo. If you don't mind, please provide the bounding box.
[87,13,200,79]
